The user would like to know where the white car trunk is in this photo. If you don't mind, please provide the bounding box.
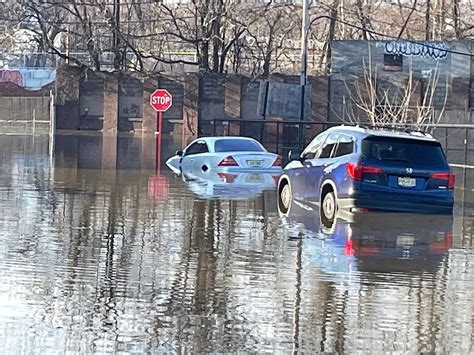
[230,153,276,169]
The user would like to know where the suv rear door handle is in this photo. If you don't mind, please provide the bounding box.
[304,161,313,168]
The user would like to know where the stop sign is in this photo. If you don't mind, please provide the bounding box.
[150,89,173,112]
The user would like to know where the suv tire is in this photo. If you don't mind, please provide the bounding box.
[279,181,292,214]
[322,191,336,221]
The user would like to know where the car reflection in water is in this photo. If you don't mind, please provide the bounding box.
[179,168,280,200]
[280,198,453,276]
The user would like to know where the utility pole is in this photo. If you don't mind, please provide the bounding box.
[299,0,310,149]
[65,26,70,65]
[113,0,121,70]
[425,0,431,40]
[340,0,345,37]
[300,0,309,87]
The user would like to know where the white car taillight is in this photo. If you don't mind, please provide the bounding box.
[218,156,239,167]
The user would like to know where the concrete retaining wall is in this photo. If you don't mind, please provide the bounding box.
[54,68,329,139]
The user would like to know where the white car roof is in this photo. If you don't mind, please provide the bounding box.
[190,136,265,153]
[196,136,259,144]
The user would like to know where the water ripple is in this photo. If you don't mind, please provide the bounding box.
[0,135,473,353]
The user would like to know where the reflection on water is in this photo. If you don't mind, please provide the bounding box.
[0,134,474,353]
[282,200,453,276]
[181,170,279,200]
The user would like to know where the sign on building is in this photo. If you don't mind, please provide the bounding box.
[381,41,449,60]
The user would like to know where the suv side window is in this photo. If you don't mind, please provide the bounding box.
[319,133,340,159]
[334,134,354,157]
[302,134,327,160]
[185,141,208,156]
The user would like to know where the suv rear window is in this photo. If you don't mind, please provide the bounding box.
[214,139,265,152]
[362,136,447,167]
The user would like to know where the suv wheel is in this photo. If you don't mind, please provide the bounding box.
[322,191,336,221]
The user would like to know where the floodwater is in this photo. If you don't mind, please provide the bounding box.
[0,134,473,353]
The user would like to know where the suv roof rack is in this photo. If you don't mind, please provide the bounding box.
[348,123,433,138]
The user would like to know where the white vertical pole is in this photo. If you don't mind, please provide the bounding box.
[49,90,55,166]
[32,108,36,136]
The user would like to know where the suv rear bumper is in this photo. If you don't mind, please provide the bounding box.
[338,192,454,214]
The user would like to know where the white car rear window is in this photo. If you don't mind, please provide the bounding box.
[214,139,265,152]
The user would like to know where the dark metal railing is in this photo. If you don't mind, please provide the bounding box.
[209,118,474,167]
[210,118,341,153]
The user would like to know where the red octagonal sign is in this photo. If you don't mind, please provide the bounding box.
[150,89,173,112]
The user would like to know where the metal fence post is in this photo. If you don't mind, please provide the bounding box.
[32,108,36,136]
[464,127,469,166]
[276,121,280,154]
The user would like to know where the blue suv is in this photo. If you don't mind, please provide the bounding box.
[277,125,455,219]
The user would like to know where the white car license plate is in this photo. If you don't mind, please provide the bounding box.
[398,177,416,187]
[247,160,262,168]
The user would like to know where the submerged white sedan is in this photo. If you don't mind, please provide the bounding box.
[166,136,282,174]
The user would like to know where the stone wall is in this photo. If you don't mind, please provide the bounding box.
[119,76,143,132]
[55,65,81,130]
[198,74,225,135]
[54,67,329,140]
[79,72,105,130]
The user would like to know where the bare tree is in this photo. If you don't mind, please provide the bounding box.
[245,4,296,78]
[343,55,449,132]
[2,0,472,76]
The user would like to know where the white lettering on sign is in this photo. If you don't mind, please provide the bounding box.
[378,41,449,60]
[151,96,171,105]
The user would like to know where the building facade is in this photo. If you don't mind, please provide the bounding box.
[329,40,474,124]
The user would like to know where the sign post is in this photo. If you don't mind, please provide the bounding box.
[149,89,173,173]
[156,111,163,170]
[148,89,173,199]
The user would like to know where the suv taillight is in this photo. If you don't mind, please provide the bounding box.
[218,156,239,167]
[431,172,455,189]
[346,163,383,181]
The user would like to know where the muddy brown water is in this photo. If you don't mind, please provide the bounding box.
[0,134,473,353]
